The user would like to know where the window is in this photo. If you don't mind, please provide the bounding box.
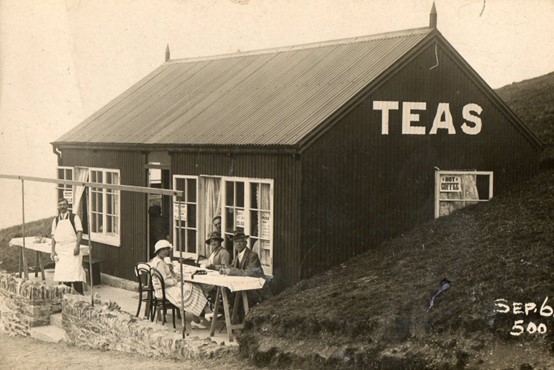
[173,176,198,258]
[434,170,493,218]
[222,177,274,275]
[89,168,120,246]
[57,167,74,210]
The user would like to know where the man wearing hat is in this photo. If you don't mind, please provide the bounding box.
[221,229,271,306]
[222,229,264,278]
[204,231,230,271]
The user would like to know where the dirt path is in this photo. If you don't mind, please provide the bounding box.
[0,334,259,370]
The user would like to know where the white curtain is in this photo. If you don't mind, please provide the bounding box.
[200,177,221,256]
[73,168,89,215]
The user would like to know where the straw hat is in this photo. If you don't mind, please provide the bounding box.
[154,239,172,254]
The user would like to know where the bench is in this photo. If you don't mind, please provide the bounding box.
[82,257,103,286]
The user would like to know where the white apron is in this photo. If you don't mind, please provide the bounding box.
[53,219,86,282]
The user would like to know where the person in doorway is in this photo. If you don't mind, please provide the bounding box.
[204,231,230,271]
[50,198,86,295]
[212,215,222,234]
[150,240,209,329]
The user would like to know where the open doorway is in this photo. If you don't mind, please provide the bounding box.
[147,167,170,260]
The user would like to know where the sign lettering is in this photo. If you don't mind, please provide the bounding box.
[372,101,482,135]
[440,175,461,193]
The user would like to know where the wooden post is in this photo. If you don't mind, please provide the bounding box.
[178,199,186,338]
[21,179,28,279]
[85,186,94,306]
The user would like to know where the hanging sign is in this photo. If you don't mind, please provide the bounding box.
[260,212,271,239]
[173,202,187,221]
[440,175,461,193]
[235,209,245,227]
[63,190,74,204]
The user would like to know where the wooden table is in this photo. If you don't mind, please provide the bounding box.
[9,237,90,280]
[173,263,266,342]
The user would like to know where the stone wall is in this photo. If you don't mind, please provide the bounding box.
[63,294,235,360]
[0,271,71,336]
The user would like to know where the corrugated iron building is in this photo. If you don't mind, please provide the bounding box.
[52,13,541,287]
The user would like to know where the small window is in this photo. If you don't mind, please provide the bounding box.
[57,167,74,210]
[434,170,493,218]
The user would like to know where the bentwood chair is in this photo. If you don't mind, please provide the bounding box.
[150,267,179,328]
[134,263,153,319]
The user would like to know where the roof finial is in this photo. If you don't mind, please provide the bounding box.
[430,2,437,28]
[165,44,170,62]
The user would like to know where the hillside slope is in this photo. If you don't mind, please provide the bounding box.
[239,169,554,369]
[497,71,554,164]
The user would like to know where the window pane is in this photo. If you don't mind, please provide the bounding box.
[98,191,103,212]
[250,183,259,209]
[236,182,244,207]
[260,240,271,266]
[187,179,196,202]
[107,193,113,214]
[58,168,64,179]
[225,207,234,232]
[250,210,259,237]
[260,183,271,210]
[225,181,233,205]
[107,215,113,233]
[186,231,196,254]
[187,204,196,228]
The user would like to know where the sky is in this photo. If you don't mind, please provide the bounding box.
[0,0,553,229]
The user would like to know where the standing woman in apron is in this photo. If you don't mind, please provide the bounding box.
[50,198,86,294]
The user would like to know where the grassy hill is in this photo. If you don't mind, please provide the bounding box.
[240,169,554,369]
[239,73,554,368]
[497,71,554,164]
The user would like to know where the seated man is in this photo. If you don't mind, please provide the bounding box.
[221,229,271,305]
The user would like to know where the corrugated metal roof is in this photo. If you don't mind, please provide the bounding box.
[54,27,433,148]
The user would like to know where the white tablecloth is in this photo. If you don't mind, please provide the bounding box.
[9,237,90,256]
[172,262,265,292]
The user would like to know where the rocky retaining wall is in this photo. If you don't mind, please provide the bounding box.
[0,271,71,336]
[63,294,235,360]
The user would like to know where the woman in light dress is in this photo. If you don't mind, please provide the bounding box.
[150,240,208,329]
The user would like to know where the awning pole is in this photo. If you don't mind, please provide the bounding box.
[21,179,28,279]
[85,186,94,306]
[178,199,186,338]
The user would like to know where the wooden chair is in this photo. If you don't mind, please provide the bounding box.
[150,267,180,328]
[134,263,153,319]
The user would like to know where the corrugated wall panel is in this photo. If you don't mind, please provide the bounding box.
[60,149,147,281]
[300,41,541,278]
[171,152,302,288]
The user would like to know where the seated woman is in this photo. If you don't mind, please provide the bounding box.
[150,239,208,329]
[204,231,230,270]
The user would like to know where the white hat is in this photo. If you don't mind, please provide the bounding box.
[154,240,172,254]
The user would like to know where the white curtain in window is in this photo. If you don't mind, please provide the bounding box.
[72,168,89,215]
[203,176,221,233]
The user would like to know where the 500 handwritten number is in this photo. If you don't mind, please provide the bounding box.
[494,296,553,337]
[510,321,547,336]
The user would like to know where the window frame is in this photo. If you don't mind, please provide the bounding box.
[88,167,121,246]
[172,175,199,259]
[221,176,274,276]
[56,166,74,211]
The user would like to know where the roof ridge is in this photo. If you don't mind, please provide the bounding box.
[166,26,433,65]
